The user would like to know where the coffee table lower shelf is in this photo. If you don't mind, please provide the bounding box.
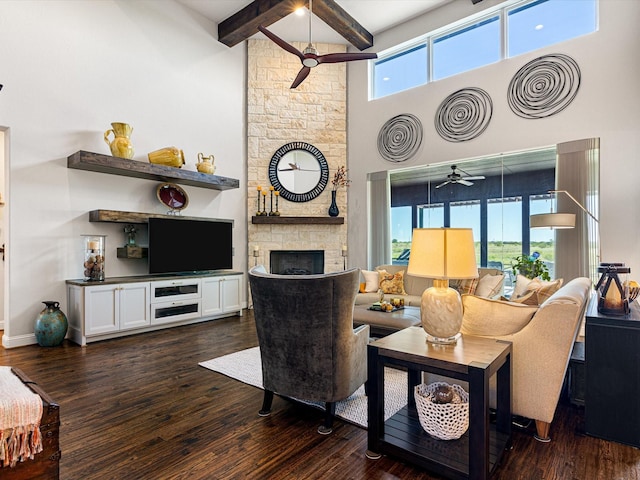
[376,406,510,479]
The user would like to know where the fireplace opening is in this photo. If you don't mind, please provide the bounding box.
[270,250,324,275]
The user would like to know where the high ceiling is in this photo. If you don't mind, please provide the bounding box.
[177,0,454,46]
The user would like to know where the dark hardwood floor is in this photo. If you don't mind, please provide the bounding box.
[1,312,639,479]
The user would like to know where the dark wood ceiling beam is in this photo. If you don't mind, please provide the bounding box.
[312,0,373,51]
[218,0,304,48]
[217,0,374,51]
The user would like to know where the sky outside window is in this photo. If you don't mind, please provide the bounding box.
[373,45,427,98]
[508,0,598,57]
[432,15,500,81]
[371,0,596,100]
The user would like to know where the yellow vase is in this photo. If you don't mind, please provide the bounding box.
[104,122,134,159]
[148,147,185,168]
[195,153,215,174]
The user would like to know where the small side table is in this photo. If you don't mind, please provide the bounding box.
[366,327,512,480]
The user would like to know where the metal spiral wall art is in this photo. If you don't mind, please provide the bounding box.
[508,54,581,119]
[435,87,493,142]
[377,113,423,163]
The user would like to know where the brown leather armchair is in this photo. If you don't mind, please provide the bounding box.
[248,266,369,434]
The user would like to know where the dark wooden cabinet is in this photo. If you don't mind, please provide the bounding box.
[585,298,640,448]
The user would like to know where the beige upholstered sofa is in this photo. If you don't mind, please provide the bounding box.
[426,276,592,442]
[355,264,504,306]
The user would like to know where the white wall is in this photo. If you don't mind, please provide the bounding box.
[347,0,640,273]
[0,1,246,347]
[0,130,5,331]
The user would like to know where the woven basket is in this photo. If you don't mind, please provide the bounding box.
[414,382,469,440]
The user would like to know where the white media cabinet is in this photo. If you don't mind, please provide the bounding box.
[66,271,242,345]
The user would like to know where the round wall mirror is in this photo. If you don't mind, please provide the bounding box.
[268,142,329,202]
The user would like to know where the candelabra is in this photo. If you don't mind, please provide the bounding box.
[341,245,348,270]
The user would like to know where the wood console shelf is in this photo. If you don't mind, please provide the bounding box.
[251,216,344,225]
[68,150,239,190]
[89,209,232,224]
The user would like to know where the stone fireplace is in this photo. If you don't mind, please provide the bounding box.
[270,250,324,275]
[246,38,348,274]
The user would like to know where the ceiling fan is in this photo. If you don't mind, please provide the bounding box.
[435,165,486,189]
[258,0,378,89]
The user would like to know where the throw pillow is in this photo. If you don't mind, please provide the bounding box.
[361,269,380,293]
[475,274,505,298]
[451,277,478,296]
[377,269,407,295]
[526,278,564,304]
[512,274,533,299]
[460,294,538,336]
[511,276,564,305]
[510,290,539,306]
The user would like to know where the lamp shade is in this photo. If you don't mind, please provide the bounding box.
[407,228,478,280]
[530,213,576,229]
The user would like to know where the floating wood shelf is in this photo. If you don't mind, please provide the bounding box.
[68,150,239,190]
[90,209,233,225]
[251,216,344,225]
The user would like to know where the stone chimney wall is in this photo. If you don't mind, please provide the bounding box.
[247,38,348,273]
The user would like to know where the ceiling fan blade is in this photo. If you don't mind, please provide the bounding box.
[435,180,451,189]
[317,52,378,64]
[456,166,484,179]
[458,179,474,186]
[258,25,305,61]
[290,66,311,88]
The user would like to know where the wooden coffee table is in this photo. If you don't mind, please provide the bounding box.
[366,327,512,480]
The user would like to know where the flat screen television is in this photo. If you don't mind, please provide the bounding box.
[148,217,233,274]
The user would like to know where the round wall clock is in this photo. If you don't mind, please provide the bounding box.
[268,142,329,202]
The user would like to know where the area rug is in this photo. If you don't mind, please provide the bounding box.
[199,347,408,429]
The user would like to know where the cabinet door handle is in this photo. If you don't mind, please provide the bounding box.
[171,302,184,306]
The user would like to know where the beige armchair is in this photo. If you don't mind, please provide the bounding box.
[248,266,369,434]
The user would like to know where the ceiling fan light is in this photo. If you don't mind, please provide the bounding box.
[303,58,319,67]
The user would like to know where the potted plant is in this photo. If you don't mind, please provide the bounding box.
[511,252,550,280]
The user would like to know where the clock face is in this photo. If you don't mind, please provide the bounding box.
[268,142,329,202]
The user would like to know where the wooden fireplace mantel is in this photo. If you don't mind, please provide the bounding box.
[251,216,344,225]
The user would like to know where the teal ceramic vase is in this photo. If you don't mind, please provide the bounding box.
[35,301,68,347]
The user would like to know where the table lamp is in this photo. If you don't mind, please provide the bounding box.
[407,228,478,344]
